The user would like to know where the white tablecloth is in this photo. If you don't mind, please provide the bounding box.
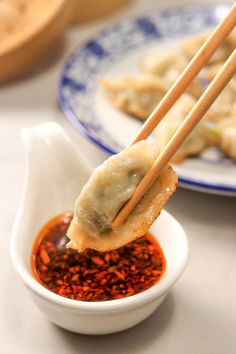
[1,0,235,353]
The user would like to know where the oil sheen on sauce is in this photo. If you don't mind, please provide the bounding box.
[31,212,166,301]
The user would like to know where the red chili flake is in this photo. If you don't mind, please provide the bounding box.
[71,274,79,281]
[108,266,116,273]
[40,265,48,271]
[114,270,125,281]
[100,278,108,286]
[31,212,166,302]
[91,257,105,266]
[56,280,64,285]
[104,254,110,262]
[39,249,50,264]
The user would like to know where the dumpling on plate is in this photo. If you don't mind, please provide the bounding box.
[141,48,203,99]
[155,94,210,162]
[67,141,178,252]
[141,48,183,78]
[181,31,236,64]
[101,74,169,120]
[207,78,236,122]
[214,118,236,160]
[205,63,223,81]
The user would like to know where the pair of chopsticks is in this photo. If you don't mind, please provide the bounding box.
[112,3,236,229]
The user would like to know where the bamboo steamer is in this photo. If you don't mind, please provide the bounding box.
[0,0,71,81]
[69,0,131,24]
[0,0,130,81]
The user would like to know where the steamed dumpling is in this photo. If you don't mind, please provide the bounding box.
[141,48,203,99]
[181,31,236,64]
[141,48,182,78]
[101,75,169,120]
[155,94,210,162]
[207,79,236,122]
[205,63,223,81]
[67,141,178,252]
[215,118,236,160]
[73,141,159,234]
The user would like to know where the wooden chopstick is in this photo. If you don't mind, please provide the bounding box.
[112,49,236,229]
[132,2,236,144]
[112,3,236,229]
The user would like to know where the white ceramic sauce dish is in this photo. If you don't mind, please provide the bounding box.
[10,122,189,335]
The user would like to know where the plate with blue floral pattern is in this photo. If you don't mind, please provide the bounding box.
[59,4,236,196]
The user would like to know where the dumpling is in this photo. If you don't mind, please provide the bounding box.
[141,48,183,78]
[181,31,236,103]
[207,79,236,122]
[215,118,236,160]
[141,48,203,99]
[101,74,169,120]
[72,141,159,234]
[155,94,210,162]
[205,63,223,81]
[181,31,236,64]
[67,141,178,252]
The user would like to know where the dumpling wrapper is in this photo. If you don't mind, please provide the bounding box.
[215,118,236,160]
[141,48,183,77]
[207,79,236,122]
[155,94,211,162]
[100,75,168,120]
[141,48,203,99]
[181,31,236,64]
[67,141,178,252]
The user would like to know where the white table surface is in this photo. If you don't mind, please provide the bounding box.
[1,0,236,353]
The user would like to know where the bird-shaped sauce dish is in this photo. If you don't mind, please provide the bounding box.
[10,122,188,335]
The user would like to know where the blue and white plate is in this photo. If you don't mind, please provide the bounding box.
[59,4,236,196]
